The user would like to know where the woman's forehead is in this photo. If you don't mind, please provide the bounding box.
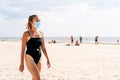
[35,16,40,21]
[33,16,40,21]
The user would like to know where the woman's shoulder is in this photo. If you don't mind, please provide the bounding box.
[23,31,28,34]
[39,31,44,38]
[39,30,43,33]
[22,31,29,37]
[39,30,44,35]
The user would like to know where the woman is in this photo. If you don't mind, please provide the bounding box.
[70,35,74,45]
[95,36,98,44]
[19,15,51,80]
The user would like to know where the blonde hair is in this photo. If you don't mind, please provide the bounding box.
[27,15,37,30]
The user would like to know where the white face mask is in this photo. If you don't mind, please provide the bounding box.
[34,22,40,28]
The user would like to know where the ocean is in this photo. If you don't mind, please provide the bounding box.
[0,37,120,44]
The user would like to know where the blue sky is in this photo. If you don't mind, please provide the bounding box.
[0,0,120,37]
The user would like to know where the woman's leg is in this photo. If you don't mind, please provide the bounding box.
[37,61,42,72]
[32,60,42,80]
[32,61,41,80]
[25,55,40,80]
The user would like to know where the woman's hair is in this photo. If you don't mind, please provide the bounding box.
[27,15,37,30]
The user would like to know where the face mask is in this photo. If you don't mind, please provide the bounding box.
[34,22,40,28]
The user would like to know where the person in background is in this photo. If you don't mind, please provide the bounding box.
[75,40,80,46]
[70,35,74,45]
[95,36,99,45]
[79,36,83,43]
[117,40,119,44]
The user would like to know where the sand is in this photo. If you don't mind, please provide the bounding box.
[0,41,120,80]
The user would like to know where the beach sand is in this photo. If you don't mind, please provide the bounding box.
[0,41,120,80]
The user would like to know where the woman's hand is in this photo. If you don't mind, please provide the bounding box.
[47,60,51,68]
[19,64,24,72]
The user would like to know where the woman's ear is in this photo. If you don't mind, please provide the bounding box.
[30,21,34,24]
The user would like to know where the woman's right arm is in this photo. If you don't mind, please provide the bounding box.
[19,32,27,72]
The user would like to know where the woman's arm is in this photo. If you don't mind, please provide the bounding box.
[20,32,27,64]
[19,32,27,72]
[41,32,51,68]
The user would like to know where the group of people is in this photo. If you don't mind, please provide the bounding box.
[70,36,83,46]
[70,35,99,46]
[48,40,56,44]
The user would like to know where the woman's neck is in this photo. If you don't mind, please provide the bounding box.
[31,27,38,32]
[30,28,39,37]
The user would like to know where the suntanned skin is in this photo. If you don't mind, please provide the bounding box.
[19,15,51,80]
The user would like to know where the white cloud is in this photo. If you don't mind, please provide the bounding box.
[37,2,120,37]
[0,0,120,37]
[0,18,27,37]
[0,14,8,20]
[1,4,22,12]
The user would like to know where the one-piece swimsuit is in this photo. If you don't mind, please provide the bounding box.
[26,31,42,64]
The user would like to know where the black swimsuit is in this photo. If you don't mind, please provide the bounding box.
[26,31,42,64]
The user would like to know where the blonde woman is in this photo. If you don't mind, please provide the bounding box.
[19,15,51,80]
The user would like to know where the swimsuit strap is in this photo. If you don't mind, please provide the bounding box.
[28,31,32,38]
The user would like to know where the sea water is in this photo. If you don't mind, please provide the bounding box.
[0,37,120,44]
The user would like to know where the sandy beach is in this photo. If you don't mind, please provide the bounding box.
[0,41,120,80]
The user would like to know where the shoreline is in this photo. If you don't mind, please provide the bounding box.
[0,36,120,44]
[0,41,120,46]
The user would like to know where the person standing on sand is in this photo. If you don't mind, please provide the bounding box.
[95,36,98,44]
[117,40,119,44]
[79,36,82,43]
[70,35,74,45]
[19,15,51,80]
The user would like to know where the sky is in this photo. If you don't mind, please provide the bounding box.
[0,0,120,37]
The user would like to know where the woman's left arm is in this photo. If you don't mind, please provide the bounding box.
[41,32,51,68]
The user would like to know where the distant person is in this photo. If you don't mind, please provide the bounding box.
[95,36,98,44]
[70,35,74,45]
[48,40,53,44]
[75,40,80,46]
[53,40,56,43]
[117,40,119,44]
[79,36,83,43]
[19,15,51,80]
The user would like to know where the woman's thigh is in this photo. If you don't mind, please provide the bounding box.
[25,54,40,79]
[37,61,42,72]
